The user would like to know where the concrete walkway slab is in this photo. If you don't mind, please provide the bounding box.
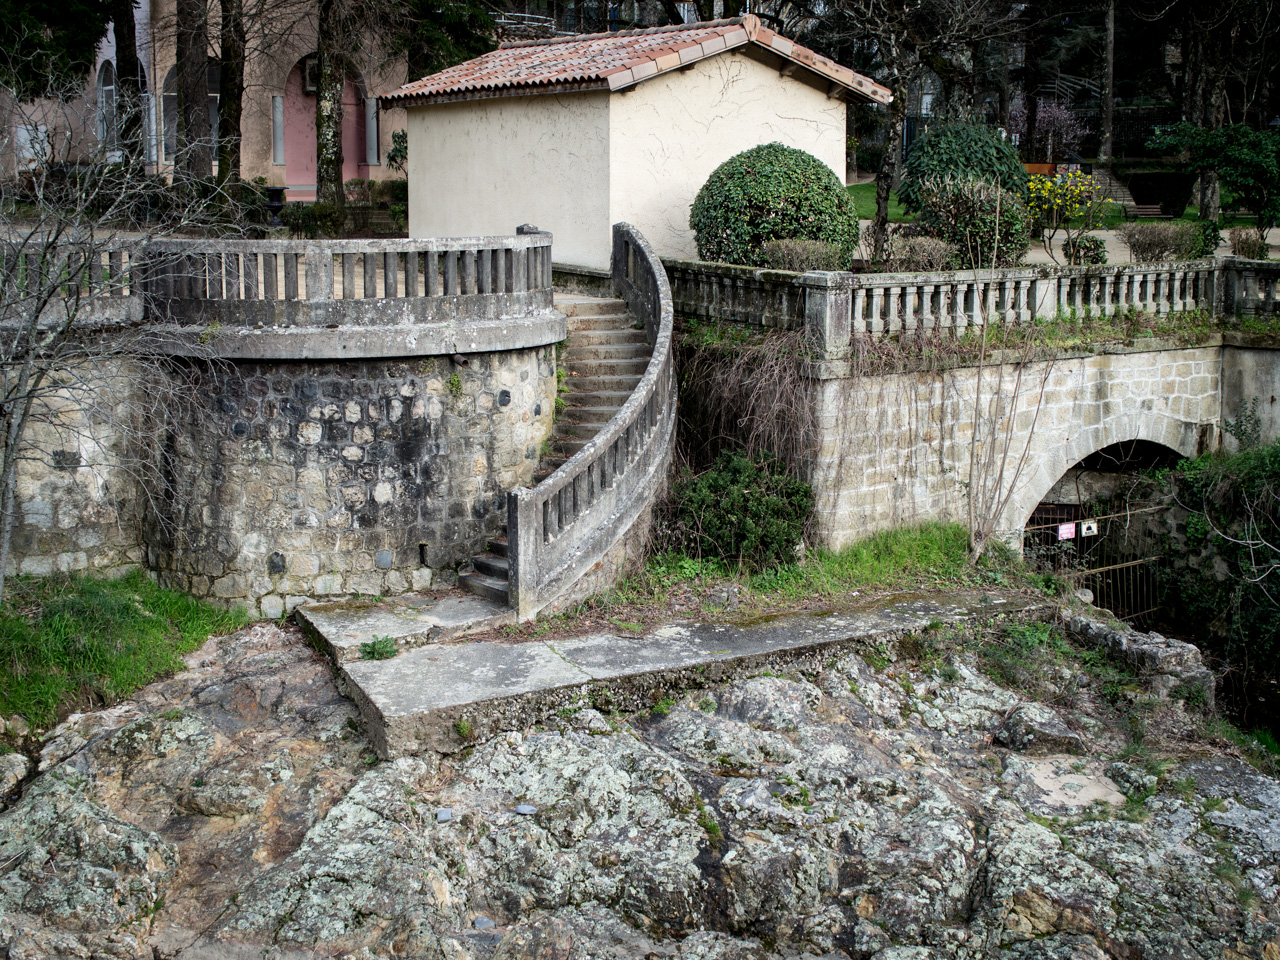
[338,591,1050,758]
[298,593,513,663]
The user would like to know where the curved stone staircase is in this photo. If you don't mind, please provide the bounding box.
[458,279,664,608]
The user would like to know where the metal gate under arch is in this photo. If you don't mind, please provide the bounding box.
[1023,504,1165,626]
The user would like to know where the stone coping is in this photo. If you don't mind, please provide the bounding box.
[340,590,1053,758]
[800,334,1228,380]
[147,309,567,360]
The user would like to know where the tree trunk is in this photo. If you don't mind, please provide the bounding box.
[1025,94,1039,164]
[175,0,212,180]
[1203,73,1227,221]
[873,83,910,262]
[217,0,246,195]
[1097,0,1114,165]
[315,0,346,225]
[112,0,143,162]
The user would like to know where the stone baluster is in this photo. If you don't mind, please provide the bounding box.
[870,286,884,337]
[1016,279,1031,323]
[886,284,901,333]
[852,287,867,337]
[920,283,935,331]
[1101,275,1114,316]
[954,281,969,333]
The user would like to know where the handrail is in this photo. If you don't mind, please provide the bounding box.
[506,223,677,618]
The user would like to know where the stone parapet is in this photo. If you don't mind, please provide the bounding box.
[663,256,1280,351]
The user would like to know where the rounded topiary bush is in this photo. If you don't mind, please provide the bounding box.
[898,122,1027,213]
[669,451,813,569]
[689,142,859,268]
[915,176,1031,268]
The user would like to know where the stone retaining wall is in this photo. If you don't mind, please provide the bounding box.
[5,231,564,617]
[810,342,1223,548]
[147,351,555,618]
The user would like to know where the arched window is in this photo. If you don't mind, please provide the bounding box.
[96,61,116,148]
[162,60,222,163]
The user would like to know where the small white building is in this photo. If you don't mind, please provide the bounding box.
[382,16,891,270]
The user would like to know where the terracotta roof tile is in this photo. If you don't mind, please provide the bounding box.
[381,16,892,106]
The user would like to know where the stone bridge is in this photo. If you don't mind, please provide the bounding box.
[665,256,1280,548]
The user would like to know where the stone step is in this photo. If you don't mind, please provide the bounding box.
[556,421,607,441]
[566,314,639,333]
[565,390,634,408]
[457,570,510,605]
[568,329,649,347]
[487,535,508,558]
[555,405,620,425]
[472,552,509,579]
[562,343,652,362]
[565,358,651,378]
[296,593,513,663]
[340,593,1055,757]
[561,374,643,394]
[555,297,629,317]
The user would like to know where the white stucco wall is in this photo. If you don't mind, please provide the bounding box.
[609,51,846,262]
[406,92,611,269]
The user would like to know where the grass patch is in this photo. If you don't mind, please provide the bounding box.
[0,571,250,729]
[846,182,912,223]
[359,635,398,660]
[748,521,978,600]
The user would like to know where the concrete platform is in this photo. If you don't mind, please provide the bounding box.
[297,593,514,663]
[338,591,1052,758]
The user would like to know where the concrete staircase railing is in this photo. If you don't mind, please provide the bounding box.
[505,223,676,619]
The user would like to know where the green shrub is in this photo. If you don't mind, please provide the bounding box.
[1116,221,1203,262]
[387,129,408,174]
[374,179,409,206]
[761,238,846,272]
[310,202,343,238]
[689,142,859,268]
[1189,220,1222,258]
[669,451,813,568]
[915,176,1031,268]
[1064,234,1108,265]
[899,122,1027,213]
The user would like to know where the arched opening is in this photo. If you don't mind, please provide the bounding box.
[96,60,116,147]
[1024,439,1183,625]
[279,54,368,201]
[161,60,221,165]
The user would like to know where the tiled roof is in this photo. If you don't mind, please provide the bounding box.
[381,15,892,106]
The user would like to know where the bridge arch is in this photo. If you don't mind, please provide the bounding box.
[1002,412,1205,536]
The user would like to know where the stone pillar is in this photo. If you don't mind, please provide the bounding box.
[798,271,854,360]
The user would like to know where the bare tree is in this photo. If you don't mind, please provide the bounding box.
[814,0,1022,261]
[0,61,231,602]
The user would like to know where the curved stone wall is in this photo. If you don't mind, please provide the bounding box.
[148,350,556,618]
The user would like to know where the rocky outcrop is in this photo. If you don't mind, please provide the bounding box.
[1068,614,1217,710]
[0,616,1276,959]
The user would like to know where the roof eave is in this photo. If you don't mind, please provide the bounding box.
[604,35,892,104]
[382,79,610,108]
